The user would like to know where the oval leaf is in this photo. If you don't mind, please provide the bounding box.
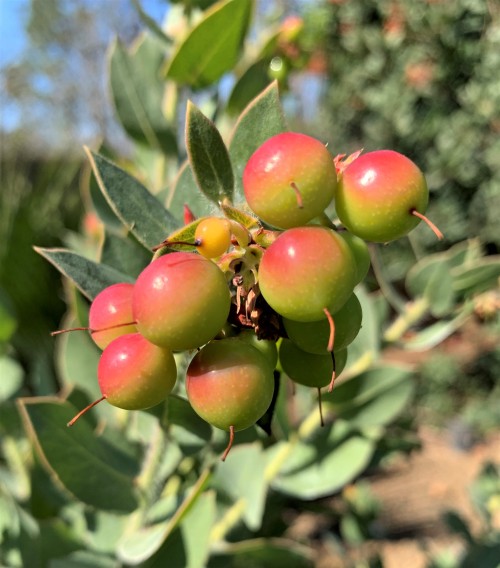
[109,35,177,155]
[403,304,474,351]
[18,398,139,512]
[165,0,253,89]
[226,59,271,117]
[35,247,134,301]
[406,254,455,316]
[185,101,234,204]
[117,468,211,564]
[228,81,287,202]
[0,356,23,402]
[337,378,415,429]
[272,435,374,500]
[324,364,412,408]
[452,256,500,296]
[86,149,179,249]
[213,443,268,530]
[179,491,216,568]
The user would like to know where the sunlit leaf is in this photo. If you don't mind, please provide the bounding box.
[213,443,268,530]
[186,101,234,204]
[165,0,253,88]
[272,434,374,499]
[229,81,287,202]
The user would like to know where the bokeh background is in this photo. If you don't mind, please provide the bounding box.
[1,1,499,566]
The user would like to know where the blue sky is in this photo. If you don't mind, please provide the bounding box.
[0,0,169,138]
[0,0,167,68]
[0,0,29,67]
[0,1,319,150]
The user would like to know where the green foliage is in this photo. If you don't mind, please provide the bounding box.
[185,101,235,204]
[19,398,140,512]
[2,2,498,566]
[35,248,134,301]
[339,481,380,545]
[165,0,253,88]
[320,0,500,249]
[417,345,500,436]
[109,35,178,155]
[86,150,180,249]
[9,85,418,564]
[228,81,288,201]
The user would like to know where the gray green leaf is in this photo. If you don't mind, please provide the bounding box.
[229,81,287,202]
[86,150,179,249]
[35,247,134,301]
[186,101,234,204]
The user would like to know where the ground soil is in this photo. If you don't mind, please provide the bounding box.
[290,427,500,568]
[363,426,499,568]
[285,317,500,568]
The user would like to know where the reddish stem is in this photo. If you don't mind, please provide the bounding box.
[67,396,106,427]
[51,321,137,337]
[410,209,444,240]
[318,387,324,427]
[290,182,304,209]
[323,308,335,352]
[151,239,200,252]
[221,425,235,461]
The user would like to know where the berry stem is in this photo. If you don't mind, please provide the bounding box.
[323,308,335,352]
[328,370,336,393]
[410,209,444,240]
[221,425,235,461]
[151,239,200,252]
[317,388,324,427]
[51,326,89,336]
[290,182,304,209]
[328,351,336,393]
[51,321,137,337]
[67,396,106,427]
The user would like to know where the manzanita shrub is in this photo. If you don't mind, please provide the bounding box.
[2,2,500,567]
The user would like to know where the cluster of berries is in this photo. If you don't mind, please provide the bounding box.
[61,132,441,459]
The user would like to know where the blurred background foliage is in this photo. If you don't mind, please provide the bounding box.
[1,0,499,566]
